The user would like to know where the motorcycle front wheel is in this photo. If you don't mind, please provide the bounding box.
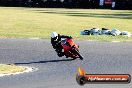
[72,47,83,60]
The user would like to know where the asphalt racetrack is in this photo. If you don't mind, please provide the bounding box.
[0,39,132,88]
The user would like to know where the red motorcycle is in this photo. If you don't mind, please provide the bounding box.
[61,38,83,60]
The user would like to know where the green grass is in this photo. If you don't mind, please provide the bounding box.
[0,7,132,41]
[0,64,26,74]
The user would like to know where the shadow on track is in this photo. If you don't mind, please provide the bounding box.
[14,59,74,65]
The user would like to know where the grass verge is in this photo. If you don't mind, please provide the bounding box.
[0,64,26,74]
[0,7,131,41]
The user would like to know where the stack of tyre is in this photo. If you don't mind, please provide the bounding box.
[80,28,131,37]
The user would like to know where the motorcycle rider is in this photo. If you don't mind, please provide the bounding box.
[51,32,72,57]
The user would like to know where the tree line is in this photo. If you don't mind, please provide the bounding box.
[0,0,99,8]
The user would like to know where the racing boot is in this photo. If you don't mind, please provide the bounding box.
[57,52,64,57]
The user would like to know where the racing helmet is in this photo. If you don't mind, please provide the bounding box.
[51,32,58,38]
